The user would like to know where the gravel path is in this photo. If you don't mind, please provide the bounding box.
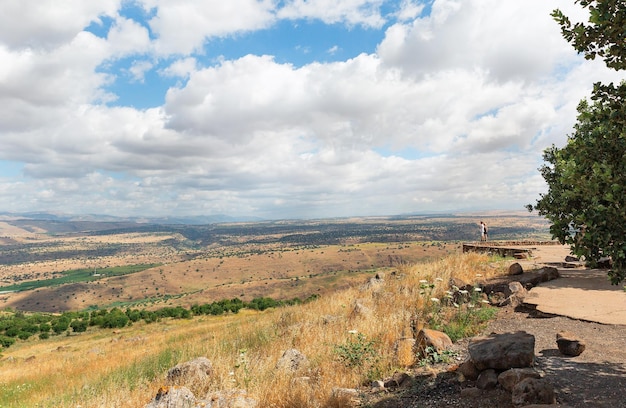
[362,304,626,408]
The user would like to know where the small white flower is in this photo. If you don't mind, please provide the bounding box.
[481,300,491,304]
[475,274,483,277]
[453,302,459,308]
[468,303,475,308]
[474,287,482,292]
[430,297,440,303]
[348,329,358,334]
[229,371,235,376]
[419,279,428,283]
[459,290,469,295]
[435,278,444,282]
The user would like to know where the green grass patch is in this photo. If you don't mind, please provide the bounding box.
[442,306,498,342]
[0,264,161,292]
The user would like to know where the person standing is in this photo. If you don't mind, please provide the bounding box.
[480,221,487,242]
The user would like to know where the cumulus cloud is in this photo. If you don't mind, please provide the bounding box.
[0,0,623,218]
[278,0,386,28]
[139,0,276,55]
[0,0,119,50]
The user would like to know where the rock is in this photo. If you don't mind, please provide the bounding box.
[330,388,359,406]
[501,281,527,307]
[556,331,586,357]
[450,277,471,291]
[565,255,580,262]
[275,349,308,372]
[416,328,453,353]
[362,274,385,291]
[497,368,541,392]
[536,267,560,282]
[371,380,385,391]
[144,386,196,408]
[349,300,371,318]
[476,369,498,390]
[166,357,213,389]
[468,331,535,371]
[205,389,258,408]
[508,263,524,276]
[457,359,480,381]
[384,372,410,388]
[511,378,556,406]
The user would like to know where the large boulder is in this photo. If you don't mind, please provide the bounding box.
[468,332,535,371]
[166,357,213,390]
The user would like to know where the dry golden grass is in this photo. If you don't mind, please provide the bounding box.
[1,241,454,312]
[0,251,508,408]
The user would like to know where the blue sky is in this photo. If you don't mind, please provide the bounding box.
[0,0,623,220]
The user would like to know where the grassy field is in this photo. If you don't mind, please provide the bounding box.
[0,264,161,293]
[0,251,510,408]
[0,213,550,313]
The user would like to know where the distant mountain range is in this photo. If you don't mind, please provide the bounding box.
[0,211,263,225]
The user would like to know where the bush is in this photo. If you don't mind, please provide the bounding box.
[0,335,16,348]
[70,319,89,333]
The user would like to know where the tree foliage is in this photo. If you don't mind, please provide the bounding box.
[552,0,626,70]
[530,1,626,284]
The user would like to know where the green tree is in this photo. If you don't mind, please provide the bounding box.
[552,0,626,70]
[529,1,626,284]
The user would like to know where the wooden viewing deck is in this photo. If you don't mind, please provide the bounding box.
[462,241,560,259]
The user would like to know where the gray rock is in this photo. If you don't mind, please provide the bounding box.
[468,331,535,371]
[275,349,308,372]
[204,389,258,408]
[497,367,541,392]
[384,372,410,388]
[511,378,556,406]
[476,369,498,390]
[144,386,196,408]
[166,357,213,389]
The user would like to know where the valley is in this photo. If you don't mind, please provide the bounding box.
[0,212,550,313]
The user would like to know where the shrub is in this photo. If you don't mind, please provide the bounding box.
[0,335,15,348]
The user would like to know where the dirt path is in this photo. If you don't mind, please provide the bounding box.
[363,245,626,407]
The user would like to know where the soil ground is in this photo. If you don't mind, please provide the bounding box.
[363,245,626,408]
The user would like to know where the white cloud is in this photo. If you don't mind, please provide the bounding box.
[0,0,624,218]
[128,60,154,82]
[378,0,578,82]
[278,0,386,28]
[138,0,276,55]
[395,0,425,22]
[161,57,198,78]
[0,0,119,50]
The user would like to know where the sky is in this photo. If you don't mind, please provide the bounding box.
[1,0,624,220]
